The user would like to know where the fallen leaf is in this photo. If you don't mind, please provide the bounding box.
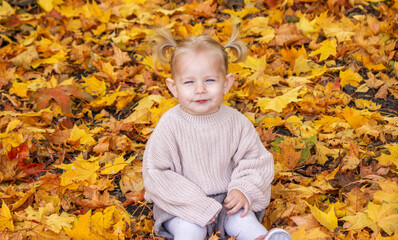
[340,69,363,87]
[305,201,338,231]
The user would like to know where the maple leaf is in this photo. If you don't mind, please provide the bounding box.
[365,202,398,235]
[45,212,74,233]
[81,75,107,96]
[272,141,302,170]
[309,39,337,62]
[55,154,100,186]
[74,186,112,209]
[377,144,398,168]
[340,69,363,87]
[293,55,311,75]
[270,23,303,46]
[341,106,369,129]
[120,162,145,206]
[10,45,39,70]
[305,201,338,231]
[64,210,101,239]
[112,43,131,67]
[0,201,14,231]
[68,125,96,148]
[100,155,133,175]
[256,86,303,113]
[35,84,93,113]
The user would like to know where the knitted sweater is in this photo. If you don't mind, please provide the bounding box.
[142,104,274,228]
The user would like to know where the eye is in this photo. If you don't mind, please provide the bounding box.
[183,81,194,85]
[205,79,215,83]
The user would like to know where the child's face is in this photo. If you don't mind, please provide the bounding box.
[166,50,234,115]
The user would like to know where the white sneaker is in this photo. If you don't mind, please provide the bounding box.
[263,228,292,240]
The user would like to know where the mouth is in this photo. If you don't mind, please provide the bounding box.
[195,100,207,104]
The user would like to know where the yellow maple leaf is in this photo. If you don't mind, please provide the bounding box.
[373,180,398,205]
[366,202,398,235]
[342,212,374,231]
[354,99,381,110]
[5,119,22,133]
[100,155,134,175]
[0,1,14,15]
[45,212,74,233]
[256,86,303,113]
[309,39,337,62]
[0,201,14,231]
[239,55,267,72]
[25,206,47,222]
[362,55,386,71]
[56,155,99,186]
[281,45,307,65]
[340,69,363,87]
[377,144,398,168]
[293,54,311,75]
[315,142,339,164]
[286,184,321,199]
[101,62,116,81]
[68,125,96,147]
[87,1,111,23]
[305,201,338,231]
[223,6,259,20]
[341,106,369,129]
[284,115,302,136]
[290,224,307,240]
[300,123,318,139]
[149,98,178,126]
[82,76,107,96]
[296,14,317,37]
[64,210,102,239]
[38,0,56,12]
[261,116,285,128]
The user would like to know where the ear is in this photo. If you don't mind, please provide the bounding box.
[166,78,178,98]
[223,73,235,95]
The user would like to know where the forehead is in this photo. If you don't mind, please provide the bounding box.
[172,48,225,76]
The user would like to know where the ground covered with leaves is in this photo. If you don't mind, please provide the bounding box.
[0,0,397,239]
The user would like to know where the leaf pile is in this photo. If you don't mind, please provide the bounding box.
[0,0,398,239]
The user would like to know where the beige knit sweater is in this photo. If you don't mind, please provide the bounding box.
[142,104,274,227]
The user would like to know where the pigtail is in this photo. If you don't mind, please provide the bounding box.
[224,25,247,63]
[152,28,177,67]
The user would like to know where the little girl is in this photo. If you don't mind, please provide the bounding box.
[142,27,292,240]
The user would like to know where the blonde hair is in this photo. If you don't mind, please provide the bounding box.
[152,26,247,76]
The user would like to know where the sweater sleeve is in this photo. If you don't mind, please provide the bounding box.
[142,120,222,227]
[228,117,274,211]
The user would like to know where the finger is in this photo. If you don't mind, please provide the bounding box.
[227,203,243,215]
[224,200,236,209]
[240,202,249,217]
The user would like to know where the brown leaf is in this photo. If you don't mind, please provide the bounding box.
[35,85,93,112]
[273,142,301,170]
[10,45,39,70]
[73,186,112,209]
[112,43,131,67]
[0,62,15,88]
[375,84,388,99]
[120,162,145,206]
[269,23,303,47]
[93,136,110,154]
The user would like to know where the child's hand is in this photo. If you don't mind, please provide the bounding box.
[224,189,249,217]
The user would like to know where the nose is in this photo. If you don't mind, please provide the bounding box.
[194,83,206,94]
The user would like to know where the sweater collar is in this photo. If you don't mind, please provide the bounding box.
[174,104,230,126]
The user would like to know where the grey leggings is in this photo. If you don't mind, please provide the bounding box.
[164,209,268,240]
